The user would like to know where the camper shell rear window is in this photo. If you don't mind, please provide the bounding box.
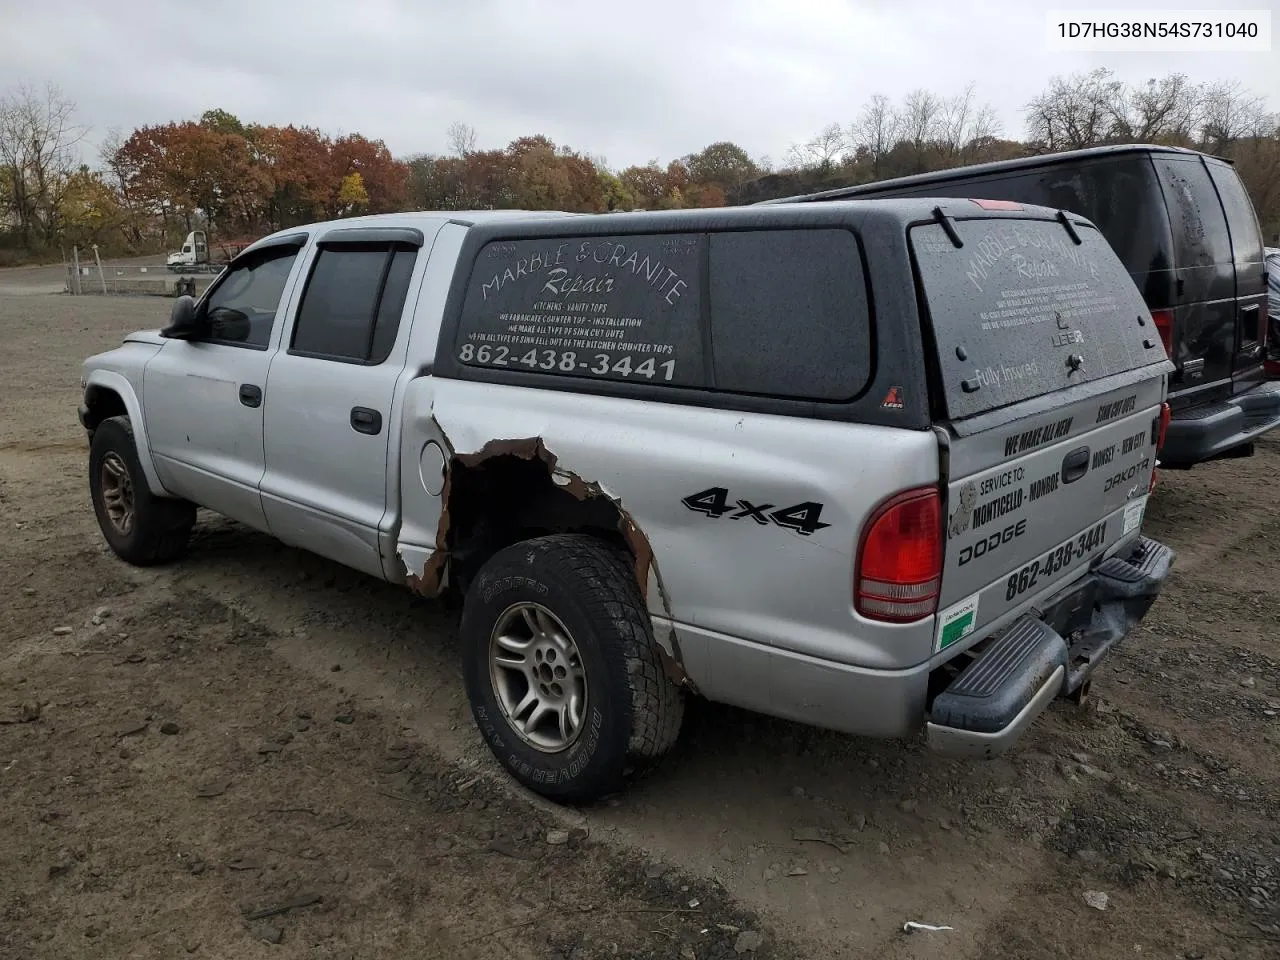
[912,214,1162,420]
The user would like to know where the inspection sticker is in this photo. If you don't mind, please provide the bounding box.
[1123,495,1148,536]
[937,593,980,651]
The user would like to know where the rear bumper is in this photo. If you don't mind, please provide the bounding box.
[926,535,1174,759]
[668,537,1173,750]
[1162,380,1280,465]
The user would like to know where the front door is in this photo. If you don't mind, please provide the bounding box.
[143,239,306,530]
[260,230,425,579]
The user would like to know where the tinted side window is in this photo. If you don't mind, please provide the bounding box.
[202,245,300,349]
[1153,157,1233,270]
[455,235,706,388]
[291,244,417,363]
[1206,162,1265,276]
[709,229,870,399]
[370,249,417,364]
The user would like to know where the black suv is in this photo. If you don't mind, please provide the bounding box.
[759,145,1279,468]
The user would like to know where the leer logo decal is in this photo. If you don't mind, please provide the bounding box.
[881,386,905,410]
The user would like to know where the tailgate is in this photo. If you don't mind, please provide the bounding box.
[909,207,1173,652]
[937,380,1163,649]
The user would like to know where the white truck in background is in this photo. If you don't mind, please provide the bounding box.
[166,230,252,273]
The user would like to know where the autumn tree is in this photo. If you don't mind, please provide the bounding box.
[618,162,668,209]
[58,166,123,246]
[327,133,409,216]
[249,123,333,229]
[597,170,636,210]
[683,141,758,189]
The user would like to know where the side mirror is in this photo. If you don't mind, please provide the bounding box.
[208,306,251,343]
[160,295,202,339]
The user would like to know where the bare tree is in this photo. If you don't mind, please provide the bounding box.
[446,120,477,158]
[938,83,1003,162]
[0,81,86,247]
[849,94,899,177]
[901,89,944,171]
[1024,67,1126,151]
[786,122,848,172]
[1119,73,1201,143]
[1199,79,1272,151]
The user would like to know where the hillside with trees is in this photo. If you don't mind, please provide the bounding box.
[1,68,1276,266]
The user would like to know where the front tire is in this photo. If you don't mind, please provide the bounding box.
[461,534,684,804]
[88,416,196,566]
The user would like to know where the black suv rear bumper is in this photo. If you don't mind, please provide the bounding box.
[1162,380,1280,466]
[926,535,1174,759]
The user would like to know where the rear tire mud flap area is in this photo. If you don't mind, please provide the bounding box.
[926,536,1174,759]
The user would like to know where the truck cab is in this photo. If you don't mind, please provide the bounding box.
[166,230,209,271]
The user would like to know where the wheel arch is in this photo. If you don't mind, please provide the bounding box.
[82,370,170,497]
[403,435,692,692]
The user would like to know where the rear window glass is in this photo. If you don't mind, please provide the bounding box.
[1153,157,1232,270]
[454,229,872,400]
[912,216,1159,420]
[1206,162,1265,273]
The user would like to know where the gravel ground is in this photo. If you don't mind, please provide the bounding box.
[1,292,1278,960]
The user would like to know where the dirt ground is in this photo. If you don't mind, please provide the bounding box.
[1,293,1278,960]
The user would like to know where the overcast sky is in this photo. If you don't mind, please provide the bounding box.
[1,0,1275,169]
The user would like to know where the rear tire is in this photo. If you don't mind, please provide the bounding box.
[88,416,196,566]
[461,534,684,804]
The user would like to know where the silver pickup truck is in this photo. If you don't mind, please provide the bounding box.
[79,200,1176,803]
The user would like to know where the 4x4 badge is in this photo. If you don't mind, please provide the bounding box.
[881,386,905,409]
[948,481,977,538]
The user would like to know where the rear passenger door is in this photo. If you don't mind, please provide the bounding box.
[260,228,426,578]
[1205,160,1268,383]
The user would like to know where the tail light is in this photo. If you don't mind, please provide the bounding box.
[1149,401,1171,493]
[855,487,943,623]
[1151,309,1174,356]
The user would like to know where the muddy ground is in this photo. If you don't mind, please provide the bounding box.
[1,293,1278,960]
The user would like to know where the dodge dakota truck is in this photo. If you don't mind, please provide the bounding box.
[80,200,1176,803]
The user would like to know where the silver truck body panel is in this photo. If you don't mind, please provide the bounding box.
[405,379,941,671]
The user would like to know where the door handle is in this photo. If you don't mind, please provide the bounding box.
[1061,446,1090,484]
[238,383,262,408]
[1242,304,1261,352]
[350,407,382,435]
